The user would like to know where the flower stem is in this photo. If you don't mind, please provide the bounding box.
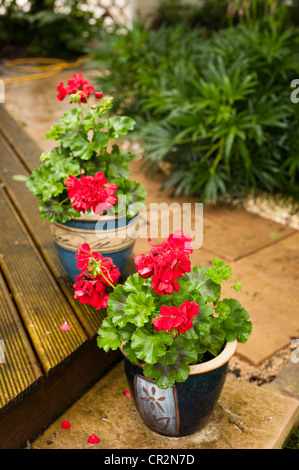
[89,258,115,288]
[59,197,70,206]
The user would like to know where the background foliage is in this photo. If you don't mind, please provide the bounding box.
[0,0,103,57]
[90,0,299,205]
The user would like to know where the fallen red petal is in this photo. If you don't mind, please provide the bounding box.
[87,434,101,444]
[61,419,71,430]
[59,322,71,330]
[123,390,131,397]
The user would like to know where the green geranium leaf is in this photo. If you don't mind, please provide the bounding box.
[108,116,135,138]
[122,341,139,364]
[105,160,130,181]
[83,107,107,131]
[39,198,75,223]
[68,132,94,160]
[193,306,213,335]
[207,318,227,356]
[26,153,80,202]
[194,316,226,357]
[232,281,243,292]
[124,292,156,327]
[215,300,231,320]
[60,107,83,128]
[222,298,252,343]
[115,179,147,217]
[173,335,199,363]
[187,304,213,344]
[144,355,190,389]
[26,166,65,199]
[106,284,129,327]
[183,266,221,303]
[205,258,232,284]
[92,131,109,151]
[119,323,136,341]
[131,329,173,364]
[46,124,65,140]
[123,273,150,294]
[97,317,122,352]
[143,336,198,389]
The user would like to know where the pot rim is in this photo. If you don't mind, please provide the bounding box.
[121,339,238,376]
[52,212,140,227]
[189,339,238,375]
[76,210,140,223]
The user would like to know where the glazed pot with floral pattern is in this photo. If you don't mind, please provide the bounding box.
[122,340,237,437]
[51,211,139,282]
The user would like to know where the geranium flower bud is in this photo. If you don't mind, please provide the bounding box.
[95,92,104,100]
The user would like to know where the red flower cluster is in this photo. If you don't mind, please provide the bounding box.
[57,73,95,102]
[65,171,117,215]
[152,300,199,336]
[134,230,193,295]
[73,243,120,310]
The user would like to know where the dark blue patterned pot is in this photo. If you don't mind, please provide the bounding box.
[123,340,237,437]
[51,212,139,282]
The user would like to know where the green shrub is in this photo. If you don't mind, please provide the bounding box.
[91,18,299,204]
[90,22,204,115]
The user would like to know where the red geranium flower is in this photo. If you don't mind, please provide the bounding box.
[65,172,117,215]
[73,244,120,310]
[75,243,93,271]
[134,231,193,295]
[56,73,95,103]
[73,274,109,310]
[98,256,121,286]
[95,91,104,100]
[75,243,120,283]
[57,82,68,101]
[152,300,199,335]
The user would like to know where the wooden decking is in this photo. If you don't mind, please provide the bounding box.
[0,105,130,449]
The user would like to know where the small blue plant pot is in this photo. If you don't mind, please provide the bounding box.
[51,212,139,282]
[123,340,237,437]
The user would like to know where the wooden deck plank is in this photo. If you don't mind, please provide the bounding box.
[0,187,88,375]
[0,133,108,338]
[0,272,42,411]
[0,105,41,171]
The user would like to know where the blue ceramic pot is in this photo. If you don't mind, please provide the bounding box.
[51,212,139,282]
[123,340,237,437]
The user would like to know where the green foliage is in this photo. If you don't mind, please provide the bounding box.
[89,22,204,116]
[0,0,103,57]
[90,14,299,205]
[150,0,232,30]
[150,0,297,31]
[97,260,252,389]
[284,426,299,449]
[26,96,146,223]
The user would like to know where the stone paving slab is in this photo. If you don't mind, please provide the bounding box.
[239,232,299,292]
[263,360,299,401]
[220,263,299,365]
[31,360,299,450]
[201,206,295,262]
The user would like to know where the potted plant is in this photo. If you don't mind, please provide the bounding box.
[72,230,252,437]
[26,73,146,281]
